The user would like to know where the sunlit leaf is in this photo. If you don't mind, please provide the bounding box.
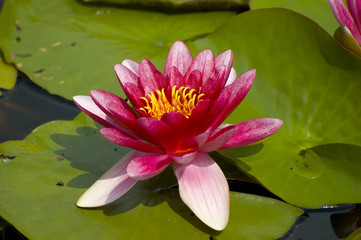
[347,228,361,240]
[192,8,361,208]
[250,0,339,34]
[0,0,235,100]
[0,55,16,91]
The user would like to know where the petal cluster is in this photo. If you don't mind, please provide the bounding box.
[328,0,361,44]
[73,41,283,231]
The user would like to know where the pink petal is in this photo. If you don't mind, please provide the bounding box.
[127,154,171,180]
[173,152,229,231]
[225,68,237,86]
[164,41,193,78]
[184,49,215,85]
[328,0,361,44]
[222,118,283,149]
[215,49,233,79]
[100,128,163,153]
[172,151,198,164]
[139,59,166,95]
[73,95,122,130]
[76,150,141,207]
[199,125,236,152]
[122,59,140,76]
[114,63,141,88]
[184,129,212,150]
[189,130,211,147]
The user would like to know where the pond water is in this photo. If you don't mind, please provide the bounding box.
[0,72,359,240]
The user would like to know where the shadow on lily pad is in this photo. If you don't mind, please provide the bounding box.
[102,167,221,235]
[50,125,222,235]
[51,125,131,188]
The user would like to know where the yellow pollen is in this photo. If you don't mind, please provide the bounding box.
[140,86,205,119]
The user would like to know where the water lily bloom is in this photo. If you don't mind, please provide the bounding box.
[328,0,361,45]
[73,41,283,231]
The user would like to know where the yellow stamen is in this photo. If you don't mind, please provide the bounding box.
[140,86,205,120]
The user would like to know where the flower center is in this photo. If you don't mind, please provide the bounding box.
[140,86,205,120]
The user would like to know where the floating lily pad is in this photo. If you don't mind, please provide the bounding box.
[347,228,361,240]
[0,55,16,91]
[0,113,303,239]
[0,0,235,100]
[193,8,361,208]
[250,0,339,34]
[82,0,248,10]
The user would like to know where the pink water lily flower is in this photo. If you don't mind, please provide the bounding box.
[73,41,283,231]
[328,0,361,45]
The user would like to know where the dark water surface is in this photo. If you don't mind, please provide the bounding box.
[0,73,359,239]
[0,72,80,143]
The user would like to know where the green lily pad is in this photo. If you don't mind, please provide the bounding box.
[250,0,339,34]
[0,55,17,91]
[192,8,361,208]
[0,113,303,239]
[0,0,235,100]
[82,0,248,11]
[347,228,361,240]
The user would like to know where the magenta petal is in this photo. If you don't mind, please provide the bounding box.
[90,89,137,121]
[185,49,215,84]
[100,128,163,153]
[76,151,141,207]
[200,125,236,152]
[173,152,229,231]
[207,69,256,129]
[222,118,283,149]
[199,87,231,131]
[73,95,122,129]
[122,59,140,76]
[127,154,171,180]
[209,66,227,98]
[114,64,144,107]
[188,99,211,135]
[200,66,225,100]
[328,0,361,44]
[106,101,138,126]
[347,0,361,36]
[168,66,185,88]
[138,117,178,150]
[161,111,189,132]
[123,82,145,108]
[215,49,233,78]
[164,41,193,77]
[139,59,166,95]
[185,70,202,89]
